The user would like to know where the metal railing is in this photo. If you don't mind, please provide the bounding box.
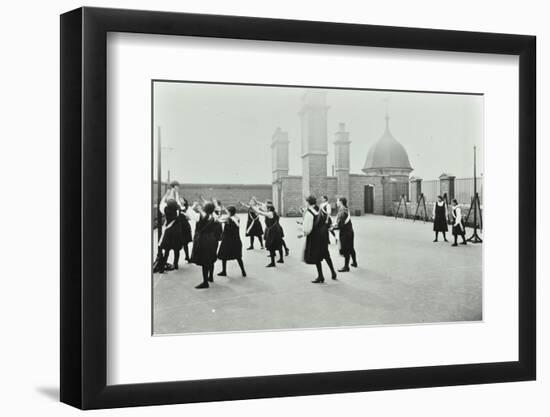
[455,177,483,205]
[414,177,483,204]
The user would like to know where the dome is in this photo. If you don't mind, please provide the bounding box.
[362,116,412,173]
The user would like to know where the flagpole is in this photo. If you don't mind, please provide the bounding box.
[157,126,162,242]
[468,145,483,243]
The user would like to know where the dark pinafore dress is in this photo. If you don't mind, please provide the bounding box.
[217,217,243,260]
[245,209,264,237]
[433,202,449,232]
[159,200,183,252]
[303,207,329,264]
[264,212,283,252]
[190,215,219,266]
[336,209,355,257]
[451,207,465,236]
[178,209,193,244]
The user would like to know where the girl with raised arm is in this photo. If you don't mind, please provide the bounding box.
[188,201,219,289]
[155,190,183,272]
[432,195,449,242]
[263,200,290,257]
[252,199,284,267]
[167,181,181,203]
[242,198,264,250]
[177,197,193,263]
[216,205,247,277]
[302,195,337,283]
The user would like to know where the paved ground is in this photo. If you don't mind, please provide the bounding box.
[153,214,482,335]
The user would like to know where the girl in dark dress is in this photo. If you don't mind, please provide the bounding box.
[432,195,449,242]
[450,199,467,246]
[156,192,183,273]
[302,195,337,283]
[216,206,246,277]
[189,202,219,289]
[331,197,357,272]
[253,201,284,267]
[265,200,290,257]
[242,199,264,250]
[177,197,193,262]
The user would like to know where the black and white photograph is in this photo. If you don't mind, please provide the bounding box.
[1,0,545,413]
[152,81,484,335]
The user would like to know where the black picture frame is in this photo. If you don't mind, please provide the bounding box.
[60,6,536,410]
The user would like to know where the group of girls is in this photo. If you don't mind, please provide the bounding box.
[154,181,247,289]
[155,182,359,288]
[157,183,470,291]
[155,190,292,289]
[431,196,468,246]
[154,182,193,274]
[300,195,358,284]
[190,198,247,289]
[243,198,290,267]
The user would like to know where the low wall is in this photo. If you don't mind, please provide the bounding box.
[153,182,272,213]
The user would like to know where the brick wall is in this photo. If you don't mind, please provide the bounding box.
[280,176,303,216]
[278,175,338,216]
[336,170,350,201]
[349,174,394,215]
[347,175,410,216]
[326,176,337,208]
[272,181,281,213]
[302,154,327,199]
[153,181,271,213]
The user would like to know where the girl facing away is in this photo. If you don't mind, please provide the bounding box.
[302,195,337,283]
[252,200,284,267]
[188,202,219,289]
[216,205,247,278]
[242,198,265,250]
[432,195,449,242]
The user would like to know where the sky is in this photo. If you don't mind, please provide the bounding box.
[153,81,484,184]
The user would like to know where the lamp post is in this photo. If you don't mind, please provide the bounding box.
[161,145,174,192]
[467,146,483,243]
[156,129,177,241]
[156,127,162,241]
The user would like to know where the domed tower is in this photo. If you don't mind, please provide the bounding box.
[362,115,413,215]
